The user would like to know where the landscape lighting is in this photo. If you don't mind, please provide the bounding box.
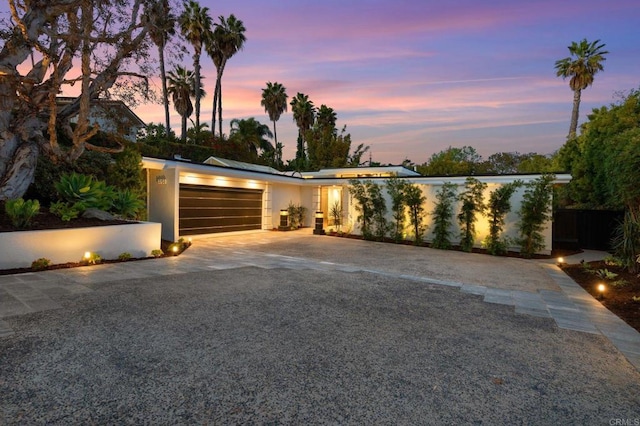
[278,209,290,230]
[313,211,325,235]
[597,283,606,300]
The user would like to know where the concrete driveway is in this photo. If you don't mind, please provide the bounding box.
[1,230,639,424]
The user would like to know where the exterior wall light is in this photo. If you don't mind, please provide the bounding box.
[313,211,325,235]
[278,209,290,231]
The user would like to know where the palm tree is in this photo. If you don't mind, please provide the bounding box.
[207,14,247,137]
[145,0,176,137]
[167,66,204,142]
[179,0,212,130]
[229,117,274,155]
[260,81,288,161]
[316,104,337,133]
[290,92,316,161]
[555,39,608,139]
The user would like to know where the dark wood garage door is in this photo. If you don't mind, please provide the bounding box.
[179,184,263,235]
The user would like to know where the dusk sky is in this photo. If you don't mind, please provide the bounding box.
[6,1,640,165]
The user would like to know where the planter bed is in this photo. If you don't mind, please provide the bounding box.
[0,221,162,270]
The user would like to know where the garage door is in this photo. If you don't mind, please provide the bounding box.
[179,184,263,235]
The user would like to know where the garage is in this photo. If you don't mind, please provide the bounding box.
[179,184,263,235]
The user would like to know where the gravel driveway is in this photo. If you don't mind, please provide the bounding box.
[1,232,639,424]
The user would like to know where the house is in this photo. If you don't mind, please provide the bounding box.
[57,97,146,142]
[142,156,571,254]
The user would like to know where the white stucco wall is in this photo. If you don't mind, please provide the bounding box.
[0,222,162,269]
[147,168,179,241]
[270,183,304,229]
[342,176,555,254]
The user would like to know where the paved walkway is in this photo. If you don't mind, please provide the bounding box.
[1,231,639,371]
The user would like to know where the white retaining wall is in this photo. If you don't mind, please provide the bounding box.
[0,222,162,269]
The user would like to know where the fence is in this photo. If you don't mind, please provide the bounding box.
[553,209,623,251]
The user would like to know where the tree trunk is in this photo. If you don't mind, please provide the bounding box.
[0,134,39,200]
[212,72,219,137]
[194,51,201,130]
[159,44,171,137]
[218,83,223,138]
[217,60,227,138]
[181,114,187,143]
[569,88,582,139]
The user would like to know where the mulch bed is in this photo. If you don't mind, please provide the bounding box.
[562,261,640,333]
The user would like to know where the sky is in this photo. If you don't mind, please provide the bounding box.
[6,0,640,165]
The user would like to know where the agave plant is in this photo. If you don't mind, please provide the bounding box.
[55,172,115,211]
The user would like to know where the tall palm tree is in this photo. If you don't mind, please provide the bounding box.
[207,14,246,138]
[290,92,316,161]
[260,82,288,152]
[167,66,204,142]
[229,117,274,155]
[179,0,212,130]
[316,104,337,133]
[145,0,176,137]
[555,39,608,139]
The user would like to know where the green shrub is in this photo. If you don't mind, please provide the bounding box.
[49,201,83,221]
[604,255,624,267]
[595,268,618,281]
[457,177,487,252]
[5,198,40,228]
[118,252,132,261]
[404,183,427,245]
[287,202,307,229]
[25,151,112,205]
[31,258,51,270]
[386,177,408,242]
[369,182,388,241]
[330,201,342,232]
[517,174,555,258]
[612,209,640,273]
[431,183,458,249]
[112,189,145,219]
[484,181,522,255]
[107,147,144,192]
[151,249,164,258]
[611,279,629,288]
[349,180,374,240]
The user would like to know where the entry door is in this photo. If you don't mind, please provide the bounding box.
[179,184,263,235]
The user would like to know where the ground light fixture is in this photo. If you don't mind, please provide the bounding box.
[597,283,606,300]
[557,256,565,266]
[313,211,325,235]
